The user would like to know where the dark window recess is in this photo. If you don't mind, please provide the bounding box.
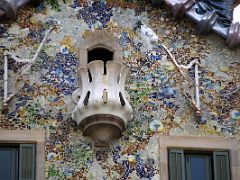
[88,48,113,62]
[88,48,114,74]
[168,149,231,180]
[185,153,213,180]
[0,144,36,180]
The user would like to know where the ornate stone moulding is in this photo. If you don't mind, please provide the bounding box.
[72,60,133,148]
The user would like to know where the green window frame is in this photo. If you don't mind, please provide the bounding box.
[213,152,231,180]
[169,149,186,180]
[168,149,231,180]
[0,144,36,180]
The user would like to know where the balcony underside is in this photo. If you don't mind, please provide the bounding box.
[79,114,125,148]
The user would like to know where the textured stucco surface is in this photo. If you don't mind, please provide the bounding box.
[0,1,240,179]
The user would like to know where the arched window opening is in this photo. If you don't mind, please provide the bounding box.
[88,48,114,74]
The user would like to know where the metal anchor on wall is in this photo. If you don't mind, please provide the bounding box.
[2,48,33,113]
[2,25,60,113]
[179,59,201,117]
[158,40,201,117]
[134,19,202,117]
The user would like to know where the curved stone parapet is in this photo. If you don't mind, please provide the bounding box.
[227,4,240,48]
[72,60,133,147]
[226,22,240,48]
[172,0,194,21]
[150,0,240,48]
[196,11,218,35]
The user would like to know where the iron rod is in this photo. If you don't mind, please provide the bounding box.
[195,62,200,110]
[3,49,8,106]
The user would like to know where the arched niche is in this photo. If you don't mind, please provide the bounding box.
[79,30,123,65]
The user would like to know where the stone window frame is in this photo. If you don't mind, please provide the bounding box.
[159,136,240,180]
[0,130,45,180]
[78,30,123,65]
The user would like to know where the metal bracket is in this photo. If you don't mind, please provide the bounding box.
[1,26,59,113]
[2,49,9,113]
[179,59,201,116]
[159,40,201,116]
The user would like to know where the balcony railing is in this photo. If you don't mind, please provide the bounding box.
[72,60,133,147]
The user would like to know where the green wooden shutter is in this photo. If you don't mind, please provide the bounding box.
[169,149,185,180]
[213,151,231,180]
[19,144,36,180]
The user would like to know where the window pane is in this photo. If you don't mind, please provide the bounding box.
[190,157,206,180]
[0,149,12,180]
[186,155,212,180]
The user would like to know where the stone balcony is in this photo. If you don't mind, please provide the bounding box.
[72,60,133,148]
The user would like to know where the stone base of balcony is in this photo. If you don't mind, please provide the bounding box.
[79,114,125,148]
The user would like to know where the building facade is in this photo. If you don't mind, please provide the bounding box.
[0,0,240,179]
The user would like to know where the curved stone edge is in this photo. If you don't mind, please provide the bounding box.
[79,114,126,148]
[79,114,125,133]
[226,22,240,48]
[0,0,31,19]
[151,0,240,48]
[72,102,133,126]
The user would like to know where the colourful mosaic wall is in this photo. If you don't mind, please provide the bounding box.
[0,0,240,179]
